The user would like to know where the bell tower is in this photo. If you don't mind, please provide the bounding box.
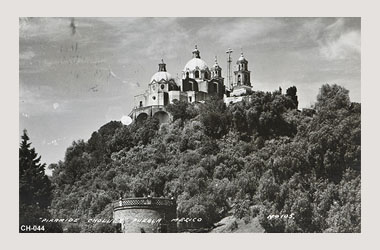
[234,51,251,87]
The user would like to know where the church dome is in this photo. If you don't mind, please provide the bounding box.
[150,59,175,83]
[237,52,248,63]
[183,58,209,71]
[183,45,209,72]
[150,71,173,83]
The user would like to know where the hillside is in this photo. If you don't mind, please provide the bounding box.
[48,84,361,233]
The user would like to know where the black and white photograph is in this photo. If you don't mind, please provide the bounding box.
[18,16,361,234]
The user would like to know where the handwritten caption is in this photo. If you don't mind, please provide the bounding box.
[267,213,295,220]
[38,217,203,224]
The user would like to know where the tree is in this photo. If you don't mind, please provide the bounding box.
[19,129,52,209]
[166,99,198,122]
[285,86,299,109]
[315,84,350,112]
[19,129,62,232]
[200,98,231,139]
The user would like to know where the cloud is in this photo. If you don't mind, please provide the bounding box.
[197,18,285,47]
[320,30,361,60]
[316,18,361,60]
[20,17,70,40]
[19,17,95,41]
[112,18,189,61]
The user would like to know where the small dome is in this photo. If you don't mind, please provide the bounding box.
[212,56,221,70]
[183,58,209,71]
[150,71,173,83]
[237,52,248,63]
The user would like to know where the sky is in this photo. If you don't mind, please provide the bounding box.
[19,17,361,173]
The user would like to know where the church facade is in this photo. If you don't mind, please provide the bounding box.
[129,45,253,123]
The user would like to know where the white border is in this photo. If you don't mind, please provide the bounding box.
[2,0,379,249]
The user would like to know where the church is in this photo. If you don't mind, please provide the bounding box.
[129,45,253,123]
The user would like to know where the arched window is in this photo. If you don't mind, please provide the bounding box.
[237,75,241,84]
[194,71,199,78]
[139,101,143,107]
[204,71,208,79]
[186,72,189,78]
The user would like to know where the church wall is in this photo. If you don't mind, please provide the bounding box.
[169,90,187,104]
[182,78,198,92]
[181,80,191,92]
[207,81,218,94]
[224,95,252,107]
[186,91,196,103]
[198,81,208,93]
[134,94,146,108]
[218,81,225,96]
[146,92,165,107]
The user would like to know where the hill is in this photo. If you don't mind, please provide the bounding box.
[48,84,361,233]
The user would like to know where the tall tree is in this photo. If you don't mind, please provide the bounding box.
[19,129,61,232]
[19,129,52,208]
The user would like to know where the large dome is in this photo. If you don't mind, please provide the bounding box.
[183,58,209,72]
[150,71,173,83]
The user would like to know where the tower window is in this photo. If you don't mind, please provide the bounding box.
[161,84,165,90]
[139,101,143,107]
[238,75,241,84]
[204,71,208,79]
[189,96,192,102]
[186,72,189,78]
[152,96,156,100]
[194,71,199,78]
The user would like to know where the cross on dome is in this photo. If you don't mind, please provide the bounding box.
[192,45,201,59]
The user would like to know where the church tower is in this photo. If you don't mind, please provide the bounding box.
[211,56,222,79]
[233,51,251,87]
[229,51,252,97]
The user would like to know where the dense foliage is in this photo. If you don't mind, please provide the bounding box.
[48,84,360,232]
